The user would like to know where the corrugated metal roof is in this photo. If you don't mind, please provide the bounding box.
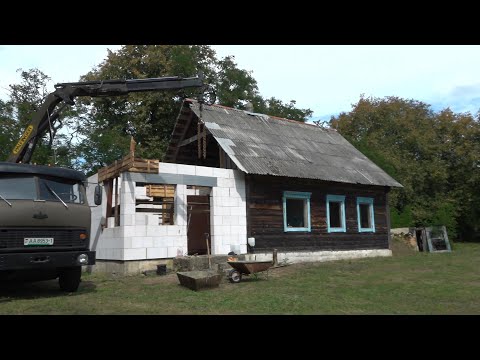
[187,101,402,188]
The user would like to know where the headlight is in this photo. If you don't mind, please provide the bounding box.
[77,253,89,264]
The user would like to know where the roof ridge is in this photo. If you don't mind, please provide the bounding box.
[184,98,336,131]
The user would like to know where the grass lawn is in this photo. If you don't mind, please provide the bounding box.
[1,241,479,314]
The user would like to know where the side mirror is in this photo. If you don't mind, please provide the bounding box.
[94,185,103,205]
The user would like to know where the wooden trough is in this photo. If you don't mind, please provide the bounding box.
[176,270,223,291]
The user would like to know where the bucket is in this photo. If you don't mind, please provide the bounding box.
[156,264,167,276]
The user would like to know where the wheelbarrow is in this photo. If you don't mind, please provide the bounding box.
[227,260,273,283]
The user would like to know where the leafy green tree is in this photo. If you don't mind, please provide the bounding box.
[75,45,312,175]
[331,95,480,241]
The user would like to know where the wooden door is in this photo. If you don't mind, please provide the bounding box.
[187,195,211,255]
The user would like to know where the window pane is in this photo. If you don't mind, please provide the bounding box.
[0,176,36,200]
[359,203,371,228]
[38,177,83,204]
[329,201,342,228]
[286,198,305,228]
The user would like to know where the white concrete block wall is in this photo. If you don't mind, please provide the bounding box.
[88,163,248,261]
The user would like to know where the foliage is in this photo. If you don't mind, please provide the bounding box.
[74,46,312,175]
[331,95,480,240]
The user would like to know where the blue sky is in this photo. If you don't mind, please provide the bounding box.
[1,45,480,121]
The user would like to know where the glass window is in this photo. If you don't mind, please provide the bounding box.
[0,176,36,200]
[283,191,311,232]
[38,177,84,204]
[326,195,346,232]
[357,197,375,232]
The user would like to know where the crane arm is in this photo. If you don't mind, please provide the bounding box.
[7,75,205,164]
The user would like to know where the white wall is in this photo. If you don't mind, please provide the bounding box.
[87,163,247,261]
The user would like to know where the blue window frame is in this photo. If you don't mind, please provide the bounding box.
[357,197,375,232]
[326,195,346,233]
[283,191,311,232]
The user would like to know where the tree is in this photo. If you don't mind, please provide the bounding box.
[74,45,313,175]
[331,95,480,241]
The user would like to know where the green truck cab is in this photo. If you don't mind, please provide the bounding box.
[0,162,97,291]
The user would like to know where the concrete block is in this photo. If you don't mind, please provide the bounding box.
[147,225,165,237]
[229,216,239,226]
[123,248,147,261]
[147,247,168,259]
[224,197,238,207]
[142,236,153,248]
[195,166,214,177]
[120,214,135,226]
[122,237,132,248]
[222,216,232,226]
[230,207,244,216]
[239,244,247,254]
[163,236,176,247]
[217,188,230,197]
[167,226,182,236]
[112,227,121,239]
[135,226,147,237]
[231,225,245,235]
[107,217,115,228]
[120,204,136,215]
[122,193,135,204]
[135,186,147,197]
[238,216,247,226]
[213,215,222,226]
[229,188,242,198]
[131,237,145,248]
[176,184,186,195]
[177,164,196,175]
[158,162,178,174]
[167,246,182,258]
[212,168,231,178]
[135,214,147,225]
[218,177,235,188]
[123,226,136,238]
[179,226,187,236]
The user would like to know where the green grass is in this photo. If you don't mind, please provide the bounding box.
[1,241,480,314]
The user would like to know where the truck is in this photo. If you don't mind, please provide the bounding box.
[0,74,206,291]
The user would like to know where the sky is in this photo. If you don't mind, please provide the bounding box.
[1,45,480,121]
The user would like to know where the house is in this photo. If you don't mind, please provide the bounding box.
[87,99,402,274]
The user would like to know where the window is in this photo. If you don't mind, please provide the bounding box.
[283,191,311,232]
[135,183,175,225]
[326,195,346,232]
[357,197,375,232]
[0,176,36,200]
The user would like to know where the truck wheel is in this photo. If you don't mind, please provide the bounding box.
[59,267,82,292]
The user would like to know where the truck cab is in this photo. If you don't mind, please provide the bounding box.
[0,162,96,291]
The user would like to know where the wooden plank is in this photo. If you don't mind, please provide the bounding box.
[98,152,160,182]
[146,184,175,197]
[178,131,207,147]
[247,174,390,252]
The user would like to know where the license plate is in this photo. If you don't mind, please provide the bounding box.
[24,238,54,246]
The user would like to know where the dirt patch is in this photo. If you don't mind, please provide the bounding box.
[390,235,417,256]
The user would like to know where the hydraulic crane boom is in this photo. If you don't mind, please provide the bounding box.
[8,74,205,164]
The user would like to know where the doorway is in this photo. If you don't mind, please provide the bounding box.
[187,195,211,255]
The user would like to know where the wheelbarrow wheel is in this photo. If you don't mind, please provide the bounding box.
[229,269,242,283]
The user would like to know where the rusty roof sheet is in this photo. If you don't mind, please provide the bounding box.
[187,101,402,188]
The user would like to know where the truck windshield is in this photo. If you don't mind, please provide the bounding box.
[38,177,84,204]
[0,175,84,204]
[0,176,36,200]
